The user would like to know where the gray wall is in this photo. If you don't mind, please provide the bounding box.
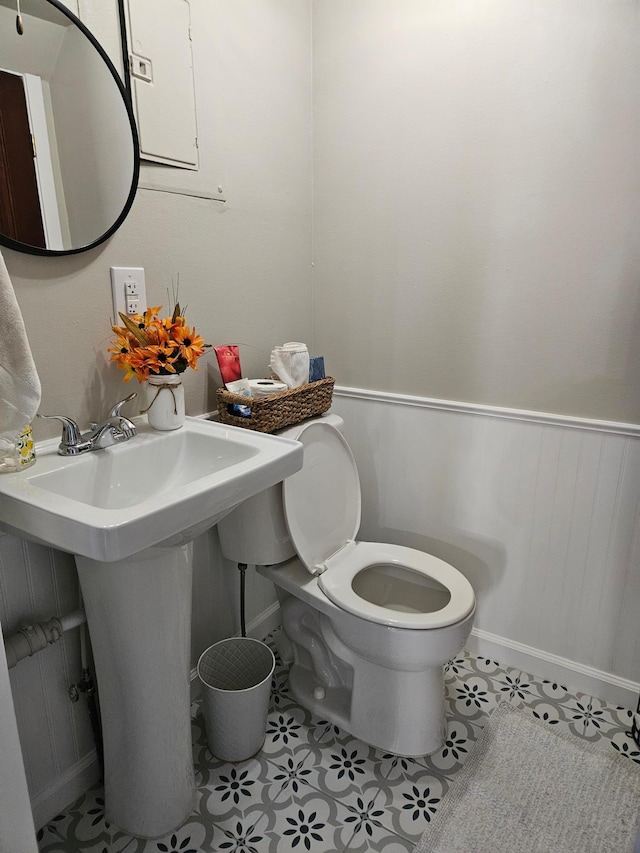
[8,0,313,436]
[312,0,640,422]
[2,0,311,827]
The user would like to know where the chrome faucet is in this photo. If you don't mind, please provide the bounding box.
[39,394,138,456]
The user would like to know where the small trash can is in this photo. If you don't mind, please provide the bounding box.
[197,637,275,762]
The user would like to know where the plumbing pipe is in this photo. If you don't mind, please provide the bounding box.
[61,608,87,633]
[4,609,86,669]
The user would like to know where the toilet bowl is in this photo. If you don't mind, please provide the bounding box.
[217,414,475,756]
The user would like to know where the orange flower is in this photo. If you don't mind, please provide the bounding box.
[107,333,134,365]
[173,324,206,369]
[108,298,210,382]
[145,343,179,374]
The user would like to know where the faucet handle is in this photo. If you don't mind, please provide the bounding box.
[107,392,137,419]
[37,414,83,448]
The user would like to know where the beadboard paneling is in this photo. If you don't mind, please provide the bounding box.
[0,535,98,823]
[332,389,640,697]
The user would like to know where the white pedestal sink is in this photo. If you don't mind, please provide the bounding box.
[0,416,302,838]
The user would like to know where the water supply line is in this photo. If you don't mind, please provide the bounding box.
[71,612,103,775]
[237,562,248,637]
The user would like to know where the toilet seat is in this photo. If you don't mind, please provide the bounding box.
[282,421,475,630]
[318,540,475,629]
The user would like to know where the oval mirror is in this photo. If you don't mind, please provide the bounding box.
[0,0,139,256]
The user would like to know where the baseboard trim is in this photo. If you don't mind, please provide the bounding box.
[190,602,282,701]
[334,386,640,437]
[185,604,639,710]
[31,750,100,830]
[467,627,640,709]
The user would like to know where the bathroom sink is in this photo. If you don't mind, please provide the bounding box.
[0,416,303,562]
[0,414,304,837]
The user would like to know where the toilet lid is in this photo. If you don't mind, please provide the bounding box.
[283,422,361,575]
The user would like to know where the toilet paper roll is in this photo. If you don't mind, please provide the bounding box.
[248,379,288,398]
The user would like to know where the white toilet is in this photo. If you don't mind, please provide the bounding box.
[217,414,475,756]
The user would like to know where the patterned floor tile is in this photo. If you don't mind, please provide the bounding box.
[35,814,73,849]
[262,705,315,759]
[341,791,415,852]
[347,834,414,853]
[558,694,624,740]
[301,733,387,801]
[270,668,295,712]
[413,715,479,778]
[489,668,539,703]
[372,762,450,842]
[261,750,320,803]
[609,729,640,765]
[259,789,354,852]
[600,701,637,731]
[464,653,510,679]
[500,692,590,739]
[118,819,212,853]
[37,646,637,853]
[37,786,121,852]
[198,754,274,819]
[443,651,474,677]
[201,805,270,853]
[306,713,347,748]
[446,670,503,720]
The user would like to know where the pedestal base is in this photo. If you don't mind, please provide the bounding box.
[76,543,195,838]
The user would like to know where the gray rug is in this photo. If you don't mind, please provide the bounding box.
[413,702,640,853]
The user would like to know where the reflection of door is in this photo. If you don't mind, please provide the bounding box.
[0,69,45,247]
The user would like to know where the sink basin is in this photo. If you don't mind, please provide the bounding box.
[0,416,302,562]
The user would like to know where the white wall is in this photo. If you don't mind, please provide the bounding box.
[312,0,640,423]
[333,391,640,706]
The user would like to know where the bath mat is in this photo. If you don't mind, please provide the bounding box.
[413,702,640,853]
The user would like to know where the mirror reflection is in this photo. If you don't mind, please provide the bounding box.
[0,0,139,255]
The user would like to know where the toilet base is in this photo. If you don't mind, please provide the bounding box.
[280,597,450,757]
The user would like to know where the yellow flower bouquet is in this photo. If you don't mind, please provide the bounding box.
[108,303,209,382]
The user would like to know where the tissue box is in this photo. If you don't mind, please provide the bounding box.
[216,377,335,433]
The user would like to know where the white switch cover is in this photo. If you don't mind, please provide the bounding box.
[111,267,147,322]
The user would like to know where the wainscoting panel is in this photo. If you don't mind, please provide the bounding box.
[0,533,99,829]
[332,389,640,705]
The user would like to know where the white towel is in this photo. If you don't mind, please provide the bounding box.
[269,342,309,388]
[0,251,41,455]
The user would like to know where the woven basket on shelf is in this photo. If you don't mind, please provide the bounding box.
[216,377,335,433]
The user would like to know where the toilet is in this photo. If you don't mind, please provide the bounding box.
[217,414,475,756]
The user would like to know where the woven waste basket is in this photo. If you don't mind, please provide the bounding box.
[197,637,275,762]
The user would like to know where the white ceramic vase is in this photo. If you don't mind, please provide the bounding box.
[145,374,185,431]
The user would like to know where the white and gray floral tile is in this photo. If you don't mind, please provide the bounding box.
[38,636,639,853]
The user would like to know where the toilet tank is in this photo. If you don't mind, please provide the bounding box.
[217,413,344,566]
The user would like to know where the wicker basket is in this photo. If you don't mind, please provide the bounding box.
[216,377,335,433]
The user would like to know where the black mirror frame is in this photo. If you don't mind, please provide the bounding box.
[0,0,140,257]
